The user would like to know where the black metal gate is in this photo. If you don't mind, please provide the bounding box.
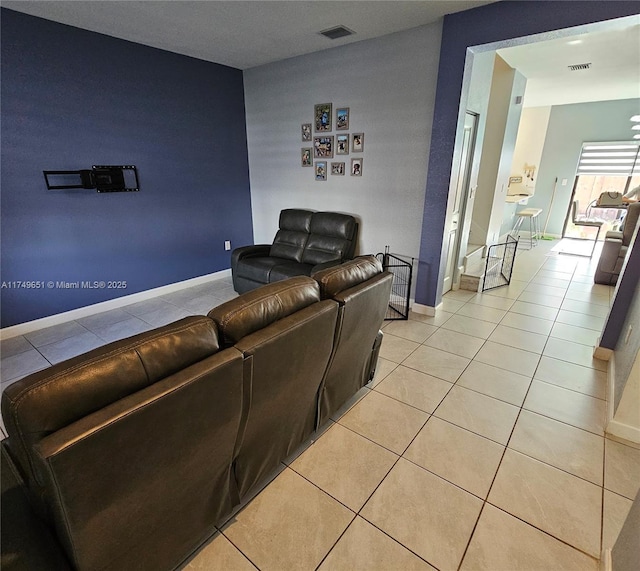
[376,248,413,320]
[482,235,518,292]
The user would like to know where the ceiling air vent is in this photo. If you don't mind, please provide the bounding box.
[319,26,355,40]
[568,62,591,71]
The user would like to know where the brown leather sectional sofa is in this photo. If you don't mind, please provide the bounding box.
[594,202,640,285]
[1,256,392,571]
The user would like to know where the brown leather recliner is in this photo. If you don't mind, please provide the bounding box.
[231,209,358,294]
[209,276,338,498]
[1,317,245,571]
[313,256,393,426]
[594,202,640,285]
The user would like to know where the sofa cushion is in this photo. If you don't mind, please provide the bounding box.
[270,261,315,282]
[312,255,383,299]
[1,316,219,488]
[208,276,320,345]
[302,212,357,265]
[269,209,314,262]
[235,256,285,282]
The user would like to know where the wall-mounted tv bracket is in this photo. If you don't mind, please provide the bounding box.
[43,165,139,193]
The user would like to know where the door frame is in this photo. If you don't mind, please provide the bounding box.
[443,111,479,293]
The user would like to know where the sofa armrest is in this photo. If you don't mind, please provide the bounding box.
[597,240,624,274]
[231,245,272,279]
[231,244,272,266]
[604,231,623,241]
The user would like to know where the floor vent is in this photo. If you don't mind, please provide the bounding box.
[319,26,355,40]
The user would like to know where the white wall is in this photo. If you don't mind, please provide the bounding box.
[500,105,552,236]
[610,349,640,443]
[243,23,442,259]
[510,106,551,182]
[469,55,526,246]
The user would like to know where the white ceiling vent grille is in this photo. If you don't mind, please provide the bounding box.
[568,62,591,71]
[319,26,355,40]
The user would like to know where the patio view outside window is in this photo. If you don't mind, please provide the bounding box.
[565,142,640,239]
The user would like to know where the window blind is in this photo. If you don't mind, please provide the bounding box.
[576,142,640,176]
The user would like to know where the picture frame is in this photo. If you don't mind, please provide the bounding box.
[336,134,349,155]
[352,132,364,152]
[301,148,312,167]
[351,157,363,176]
[314,103,332,132]
[313,135,334,158]
[315,161,327,181]
[336,107,349,131]
[331,162,345,176]
[301,123,312,142]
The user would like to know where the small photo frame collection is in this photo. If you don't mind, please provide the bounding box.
[301,103,364,179]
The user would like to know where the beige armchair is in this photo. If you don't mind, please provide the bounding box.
[594,202,640,285]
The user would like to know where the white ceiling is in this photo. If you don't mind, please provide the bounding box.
[1,0,495,69]
[497,15,640,107]
[2,1,638,107]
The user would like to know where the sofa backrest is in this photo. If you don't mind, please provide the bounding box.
[209,276,338,498]
[302,211,357,265]
[33,346,244,571]
[623,202,640,245]
[313,256,393,425]
[268,209,357,265]
[313,254,384,299]
[269,209,314,262]
[208,275,321,346]
[2,316,220,491]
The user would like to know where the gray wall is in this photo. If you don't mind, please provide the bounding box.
[609,226,640,410]
[612,486,640,571]
[243,23,442,259]
[526,98,640,236]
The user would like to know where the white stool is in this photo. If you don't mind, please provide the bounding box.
[511,208,542,249]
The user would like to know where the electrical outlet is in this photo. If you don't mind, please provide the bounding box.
[224,240,231,251]
[561,178,568,186]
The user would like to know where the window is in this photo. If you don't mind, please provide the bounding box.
[566,142,640,238]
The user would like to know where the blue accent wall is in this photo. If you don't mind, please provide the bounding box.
[1,9,253,327]
[415,1,640,307]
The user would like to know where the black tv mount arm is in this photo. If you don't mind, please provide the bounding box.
[43,165,139,193]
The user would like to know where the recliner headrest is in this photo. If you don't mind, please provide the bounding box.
[310,212,356,240]
[208,276,321,345]
[312,255,383,299]
[279,209,314,233]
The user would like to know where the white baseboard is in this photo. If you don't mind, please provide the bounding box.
[0,269,232,341]
[606,354,616,425]
[594,345,613,361]
[601,548,612,571]
[606,419,640,445]
[412,302,439,317]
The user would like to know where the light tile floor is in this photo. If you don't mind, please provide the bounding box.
[2,243,640,570]
[0,276,238,396]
